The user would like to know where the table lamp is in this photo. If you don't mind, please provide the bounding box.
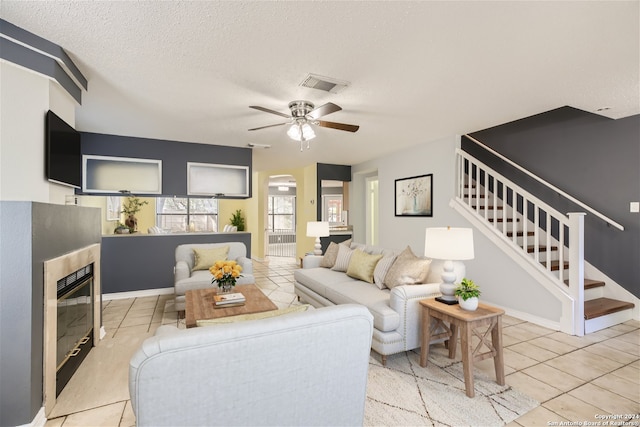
[424,227,474,304]
[307,221,330,255]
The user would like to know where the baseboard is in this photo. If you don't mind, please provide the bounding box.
[484,300,562,332]
[103,287,174,301]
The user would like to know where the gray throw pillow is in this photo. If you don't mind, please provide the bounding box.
[320,238,352,268]
[331,243,355,272]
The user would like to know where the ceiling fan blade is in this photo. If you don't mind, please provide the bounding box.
[248,122,289,131]
[307,102,342,119]
[249,106,291,119]
[317,120,359,133]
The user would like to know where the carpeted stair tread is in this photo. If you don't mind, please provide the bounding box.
[584,298,635,320]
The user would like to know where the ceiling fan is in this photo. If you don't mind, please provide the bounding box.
[248,101,359,150]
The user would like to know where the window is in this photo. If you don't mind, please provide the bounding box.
[268,196,295,231]
[156,197,218,233]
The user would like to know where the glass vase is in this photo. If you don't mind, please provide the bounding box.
[219,282,235,294]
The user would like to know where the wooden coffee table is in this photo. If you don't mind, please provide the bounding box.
[185,284,278,328]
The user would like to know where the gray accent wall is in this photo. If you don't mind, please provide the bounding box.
[101,232,251,294]
[465,107,640,298]
[80,132,252,197]
[0,202,101,427]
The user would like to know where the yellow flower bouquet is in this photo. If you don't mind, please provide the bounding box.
[209,260,243,293]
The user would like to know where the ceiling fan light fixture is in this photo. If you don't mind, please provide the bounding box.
[287,124,301,140]
[302,123,316,140]
[287,123,316,142]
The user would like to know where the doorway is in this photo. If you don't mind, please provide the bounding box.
[266,175,297,258]
[365,176,379,245]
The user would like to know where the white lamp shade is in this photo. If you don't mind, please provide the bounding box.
[306,221,330,237]
[424,227,474,260]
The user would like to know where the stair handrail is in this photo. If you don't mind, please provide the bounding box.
[464,134,624,231]
[455,149,586,335]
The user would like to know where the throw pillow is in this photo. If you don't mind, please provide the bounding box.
[373,254,397,290]
[320,238,352,268]
[196,304,310,325]
[192,246,229,271]
[346,249,383,283]
[383,246,432,288]
[331,243,355,272]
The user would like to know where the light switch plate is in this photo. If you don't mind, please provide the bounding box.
[631,202,640,213]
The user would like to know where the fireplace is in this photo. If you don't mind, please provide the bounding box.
[55,263,94,396]
[44,243,101,416]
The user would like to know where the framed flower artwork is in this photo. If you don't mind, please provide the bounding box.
[394,174,433,217]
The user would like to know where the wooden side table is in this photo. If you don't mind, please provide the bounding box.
[419,298,505,398]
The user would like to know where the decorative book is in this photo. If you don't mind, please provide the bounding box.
[213,293,246,306]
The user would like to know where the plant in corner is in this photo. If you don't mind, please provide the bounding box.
[230,209,245,231]
[120,197,149,233]
[454,278,481,311]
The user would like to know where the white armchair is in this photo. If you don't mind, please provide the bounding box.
[174,242,254,313]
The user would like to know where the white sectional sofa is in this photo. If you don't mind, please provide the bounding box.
[294,241,463,365]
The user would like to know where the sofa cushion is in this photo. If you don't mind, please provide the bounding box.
[346,249,382,283]
[192,246,229,271]
[331,244,355,272]
[323,281,399,332]
[196,304,311,325]
[373,254,397,290]
[384,246,432,289]
[320,239,352,268]
[294,267,360,298]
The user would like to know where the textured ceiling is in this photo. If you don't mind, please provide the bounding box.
[2,1,639,171]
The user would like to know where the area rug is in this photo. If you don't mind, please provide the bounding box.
[365,348,538,426]
[165,299,538,426]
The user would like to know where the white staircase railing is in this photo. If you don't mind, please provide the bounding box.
[455,148,586,335]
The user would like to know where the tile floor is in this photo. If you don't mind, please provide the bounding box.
[45,257,639,426]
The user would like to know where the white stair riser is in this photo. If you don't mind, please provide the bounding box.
[585,286,604,301]
[585,309,634,334]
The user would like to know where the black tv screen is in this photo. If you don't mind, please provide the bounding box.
[46,110,82,189]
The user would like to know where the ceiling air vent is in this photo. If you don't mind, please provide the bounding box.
[300,74,350,94]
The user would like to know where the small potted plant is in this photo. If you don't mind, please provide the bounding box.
[114,223,129,234]
[230,209,245,231]
[454,278,481,311]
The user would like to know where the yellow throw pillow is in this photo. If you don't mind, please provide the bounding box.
[192,246,229,271]
[346,249,383,283]
[196,304,311,326]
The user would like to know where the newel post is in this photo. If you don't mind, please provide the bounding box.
[568,212,586,336]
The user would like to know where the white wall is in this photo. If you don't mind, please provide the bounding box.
[0,62,77,204]
[351,135,562,327]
